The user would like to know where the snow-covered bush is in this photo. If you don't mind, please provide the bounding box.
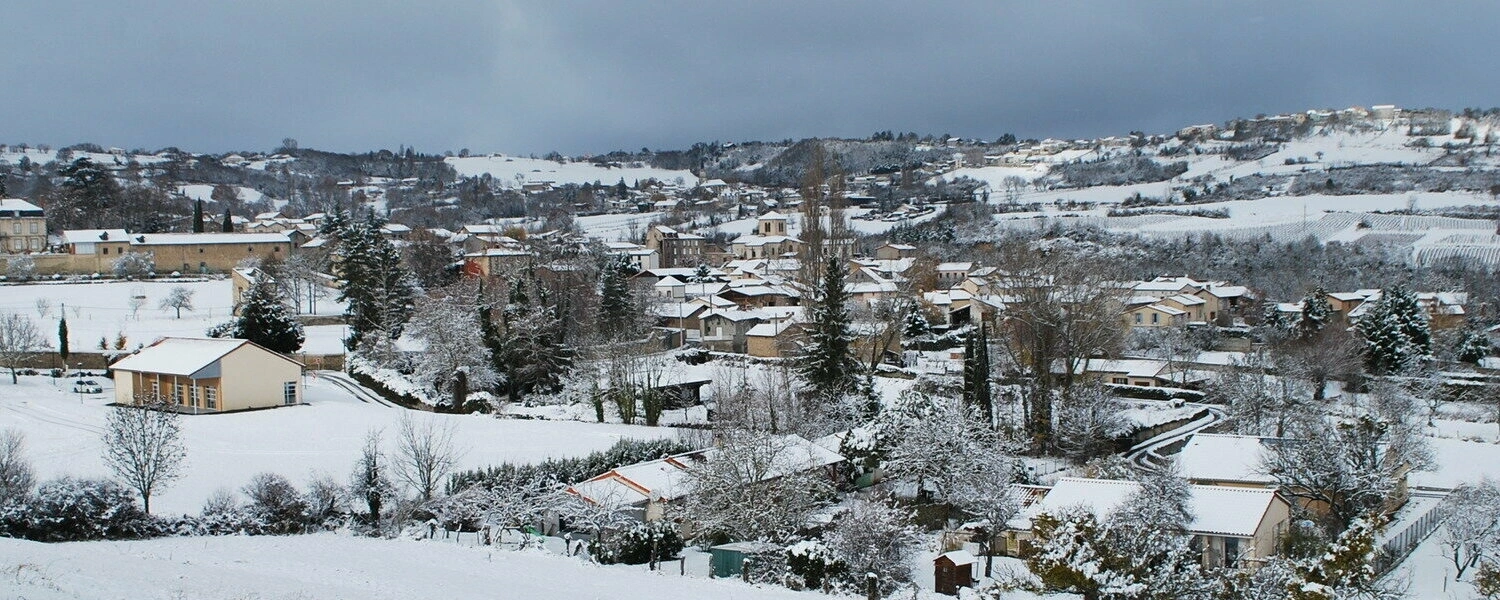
[786,539,845,591]
[4,255,36,281]
[243,473,311,534]
[13,477,153,541]
[111,252,155,279]
[593,520,683,566]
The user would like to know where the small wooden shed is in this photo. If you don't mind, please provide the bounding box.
[709,541,780,578]
[934,550,976,595]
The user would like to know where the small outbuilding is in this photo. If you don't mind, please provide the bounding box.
[934,550,977,595]
[710,541,782,579]
[110,337,304,413]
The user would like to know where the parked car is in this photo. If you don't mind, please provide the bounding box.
[72,380,102,394]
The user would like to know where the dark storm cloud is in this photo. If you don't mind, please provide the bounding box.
[4,1,1498,155]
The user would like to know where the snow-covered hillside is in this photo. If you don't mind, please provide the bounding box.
[446,155,698,187]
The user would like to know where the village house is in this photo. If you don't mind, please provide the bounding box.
[565,434,844,524]
[645,225,706,269]
[874,242,917,260]
[1124,300,1188,330]
[0,199,46,253]
[1176,433,1413,515]
[110,337,304,413]
[1005,477,1293,570]
[746,319,804,358]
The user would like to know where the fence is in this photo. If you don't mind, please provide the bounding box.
[1374,494,1446,575]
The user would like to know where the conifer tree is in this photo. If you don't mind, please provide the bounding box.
[221,208,234,233]
[232,275,305,354]
[192,200,205,233]
[598,258,634,339]
[797,255,862,406]
[962,326,993,426]
[335,212,416,350]
[57,315,69,365]
[1457,326,1493,365]
[1296,287,1332,339]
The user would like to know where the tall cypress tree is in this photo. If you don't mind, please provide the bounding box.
[57,315,70,366]
[192,200,205,233]
[797,255,861,405]
[598,258,634,339]
[221,208,234,232]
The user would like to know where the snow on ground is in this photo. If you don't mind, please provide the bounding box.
[577,211,665,241]
[1411,437,1500,490]
[446,155,698,187]
[175,184,266,205]
[0,374,678,515]
[0,279,344,356]
[0,533,833,600]
[1390,523,1476,600]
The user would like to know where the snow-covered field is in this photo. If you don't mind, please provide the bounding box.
[0,533,829,600]
[446,155,698,187]
[0,279,348,355]
[0,375,678,515]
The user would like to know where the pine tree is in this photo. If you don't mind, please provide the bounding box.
[598,258,634,339]
[192,200,205,233]
[335,212,417,351]
[1355,297,1411,375]
[233,275,305,354]
[1296,287,1332,339]
[797,255,862,407]
[1385,286,1430,356]
[1457,326,1493,365]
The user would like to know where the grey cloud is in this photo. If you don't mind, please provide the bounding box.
[4,1,1498,155]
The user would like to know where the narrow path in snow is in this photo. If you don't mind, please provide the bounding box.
[317,371,399,408]
[1125,402,1226,471]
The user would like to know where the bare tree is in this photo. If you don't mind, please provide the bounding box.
[0,428,35,502]
[101,398,186,513]
[159,286,195,319]
[0,313,47,384]
[392,416,463,502]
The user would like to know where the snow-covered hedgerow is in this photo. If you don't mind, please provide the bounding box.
[347,354,436,407]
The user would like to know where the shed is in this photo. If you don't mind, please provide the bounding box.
[709,541,782,578]
[934,550,976,595]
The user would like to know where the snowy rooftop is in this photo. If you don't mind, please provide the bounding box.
[1174,433,1276,485]
[1021,477,1282,538]
[62,229,130,244]
[109,337,270,377]
[130,233,291,246]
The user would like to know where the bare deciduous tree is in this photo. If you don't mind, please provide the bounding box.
[101,398,186,513]
[392,416,464,502]
[159,286,195,319]
[0,313,48,384]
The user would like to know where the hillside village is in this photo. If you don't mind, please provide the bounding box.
[3,105,1500,599]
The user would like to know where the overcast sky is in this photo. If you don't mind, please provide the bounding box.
[7,1,1500,156]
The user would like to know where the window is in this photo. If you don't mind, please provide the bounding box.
[1133,313,1142,324]
[205,387,217,409]
[1112,377,1128,384]
[173,383,185,405]
[189,385,200,407]
[248,246,254,252]
[283,382,297,405]
[10,223,19,234]
[1223,538,1241,568]
[101,247,109,255]
[29,222,39,234]
[150,380,160,398]
[1151,313,1159,324]
[273,246,280,252]
[199,248,204,253]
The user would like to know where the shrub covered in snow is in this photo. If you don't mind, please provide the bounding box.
[593,520,683,566]
[4,477,154,542]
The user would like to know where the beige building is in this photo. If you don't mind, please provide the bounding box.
[110,337,304,412]
[645,225,706,269]
[0,199,46,253]
[129,232,294,274]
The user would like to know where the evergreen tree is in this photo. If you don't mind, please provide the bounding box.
[797,256,862,406]
[488,276,573,401]
[961,327,993,426]
[597,258,634,339]
[232,275,305,354]
[57,315,69,365]
[221,208,234,233]
[192,200,205,233]
[1296,287,1332,339]
[1262,302,1291,332]
[1385,286,1430,356]
[1457,326,1493,365]
[335,212,417,350]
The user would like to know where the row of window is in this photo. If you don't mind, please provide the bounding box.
[150,380,218,409]
[9,222,41,234]
[8,238,41,250]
